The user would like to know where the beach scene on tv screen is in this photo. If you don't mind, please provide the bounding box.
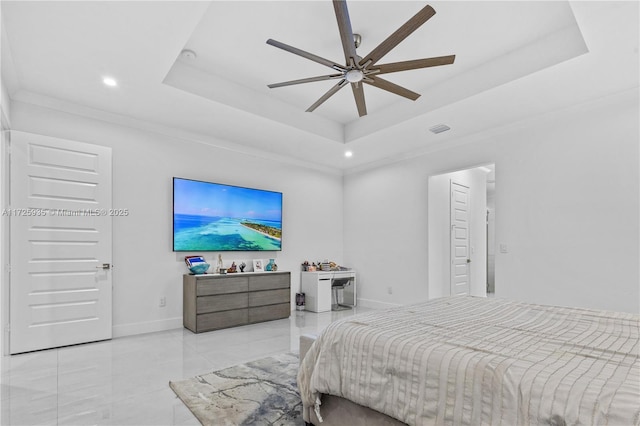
[173,179,282,251]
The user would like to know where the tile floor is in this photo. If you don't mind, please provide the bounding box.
[1,307,370,425]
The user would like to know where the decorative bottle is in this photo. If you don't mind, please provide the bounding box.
[216,254,223,274]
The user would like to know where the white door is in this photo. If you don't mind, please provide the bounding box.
[9,131,112,354]
[450,181,470,295]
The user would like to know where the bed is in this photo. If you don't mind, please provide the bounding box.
[298,296,640,425]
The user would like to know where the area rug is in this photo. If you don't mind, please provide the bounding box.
[169,352,302,426]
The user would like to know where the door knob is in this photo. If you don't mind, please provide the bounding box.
[467,259,471,263]
[96,263,111,270]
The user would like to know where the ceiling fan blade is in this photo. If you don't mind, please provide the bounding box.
[351,82,367,117]
[359,5,436,67]
[267,39,345,71]
[306,79,349,112]
[333,0,358,64]
[268,74,344,89]
[375,55,456,75]
[365,76,420,101]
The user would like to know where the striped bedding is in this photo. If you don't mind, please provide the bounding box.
[297,296,640,425]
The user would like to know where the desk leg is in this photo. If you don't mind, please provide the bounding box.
[343,280,356,307]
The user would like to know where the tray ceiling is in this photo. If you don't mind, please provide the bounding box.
[1,1,637,172]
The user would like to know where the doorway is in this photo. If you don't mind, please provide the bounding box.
[1,119,9,356]
[486,167,496,295]
[427,164,495,299]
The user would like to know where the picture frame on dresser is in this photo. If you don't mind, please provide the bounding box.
[253,259,263,272]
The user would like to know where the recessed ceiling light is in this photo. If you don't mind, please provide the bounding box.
[103,77,117,87]
[345,151,353,158]
[180,49,197,60]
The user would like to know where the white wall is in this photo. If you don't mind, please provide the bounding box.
[345,90,639,314]
[3,88,638,348]
[427,168,487,299]
[8,100,345,336]
[342,163,429,309]
[1,85,9,125]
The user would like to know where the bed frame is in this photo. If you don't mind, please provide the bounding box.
[300,334,406,426]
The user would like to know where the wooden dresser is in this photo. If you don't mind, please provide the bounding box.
[183,271,291,333]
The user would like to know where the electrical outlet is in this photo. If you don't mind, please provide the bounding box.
[159,297,166,307]
[387,287,393,295]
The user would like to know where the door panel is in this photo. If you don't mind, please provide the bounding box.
[10,131,112,354]
[450,181,470,295]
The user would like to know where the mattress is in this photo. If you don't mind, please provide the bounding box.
[297,296,640,425]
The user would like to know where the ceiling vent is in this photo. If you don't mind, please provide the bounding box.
[429,124,451,134]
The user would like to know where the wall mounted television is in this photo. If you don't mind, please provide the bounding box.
[173,177,282,252]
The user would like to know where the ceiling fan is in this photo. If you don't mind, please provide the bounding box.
[266,0,455,118]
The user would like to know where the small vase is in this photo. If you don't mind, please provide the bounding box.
[265,259,275,271]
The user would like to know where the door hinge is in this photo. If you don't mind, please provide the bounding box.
[6,264,11,273]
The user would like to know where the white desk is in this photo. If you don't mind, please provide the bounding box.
[300,270,356,312]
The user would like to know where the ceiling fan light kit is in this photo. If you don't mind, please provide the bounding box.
[266,0,455,118]
[345,69,364,83]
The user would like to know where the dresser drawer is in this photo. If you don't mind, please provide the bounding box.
[248,273,290,291]
[249,289,290,307]
[249,303,290,323]
[198,309,249,332]
[196,276,248,296]
[197,293,248,314]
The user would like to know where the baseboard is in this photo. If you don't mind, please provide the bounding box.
[112,317,183,338]
[357,298,403,310]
